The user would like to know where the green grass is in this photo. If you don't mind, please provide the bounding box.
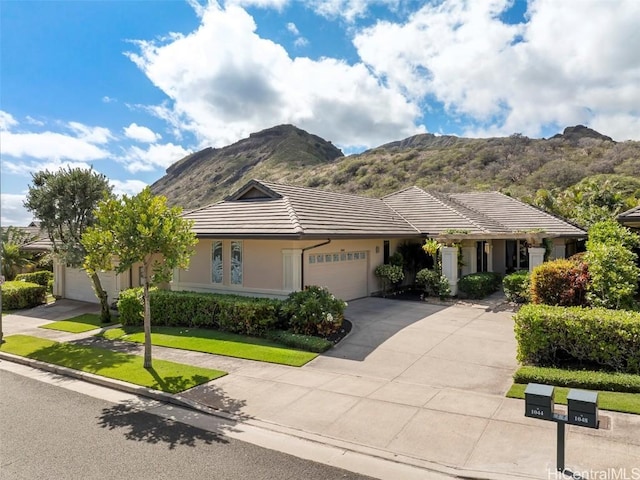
[0,334,226,393]
[102,326,318,367]
[40,314,117,333]
[507,383,640,415]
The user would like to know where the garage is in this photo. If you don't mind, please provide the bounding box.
[63,266,116,304]
[305,250,369,301]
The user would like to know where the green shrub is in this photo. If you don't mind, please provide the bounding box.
[117,288,282,335]
[374,264,404,296]
[15,271,54,288]
[280,286,346,336]
[415,268,450,299]
[503,270,531,303]
[265,330,333,353]
[1,281,47,310]
[585,220,640,310]
[457,272,502,299]
[117,287,145,326]
[513,366,640,394]
[530,258,589,307]
[514,304,640,374]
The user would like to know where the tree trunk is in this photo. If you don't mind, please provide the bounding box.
[89,272,111,323]
[143,279,152,369]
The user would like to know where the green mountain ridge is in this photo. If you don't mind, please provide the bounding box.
[150,124,640,210]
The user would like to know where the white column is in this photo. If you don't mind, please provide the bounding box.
[53,258,65,298]
[486,241,494,272]
[441,246,459,296]
[528,247,546,272]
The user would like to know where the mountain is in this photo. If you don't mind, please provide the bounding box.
[151,124,640,209]
[150,124,343,208]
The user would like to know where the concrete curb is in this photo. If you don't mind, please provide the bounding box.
[0,351,536,480]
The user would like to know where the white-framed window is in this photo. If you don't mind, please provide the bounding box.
[308,251,367,264]
[231,241,243,285]
[212,241,223,284]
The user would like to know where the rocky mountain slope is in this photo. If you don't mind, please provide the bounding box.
[151,124,640,209]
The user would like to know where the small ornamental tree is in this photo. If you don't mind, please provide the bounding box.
[82,188,197,368]
[24,168,113,321]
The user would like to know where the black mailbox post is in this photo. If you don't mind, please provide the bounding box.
[524,383,555,420]
[567,389,599,429]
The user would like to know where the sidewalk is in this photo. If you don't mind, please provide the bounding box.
[2,298,639,479]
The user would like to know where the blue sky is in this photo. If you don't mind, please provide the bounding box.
[2,0,639,226]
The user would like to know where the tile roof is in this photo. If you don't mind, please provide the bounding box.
[184,180,586,239]
[184,179,421,238]
[618,205,640,221]
[383,187,585,238]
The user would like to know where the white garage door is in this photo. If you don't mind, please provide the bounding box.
[64,267,115,304]
[305,250,368,301]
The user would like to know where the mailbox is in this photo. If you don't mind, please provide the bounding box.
[525,383,555,421]
[567,389,599,429]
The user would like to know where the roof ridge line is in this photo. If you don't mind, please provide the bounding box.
[283,196,304,234]
[423,189,492,234]
[443,192,511,232]
[382,198,422,234]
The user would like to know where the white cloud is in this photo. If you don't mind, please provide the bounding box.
[286,22,299,36]
[2,131,109,163]
[25,116,45,126]
[120,142,190,173]
[0,193,33,226]
[225,0,289,10]
[0,111,18,131]
[127,2,423,150]
[308,0,400,22]
[111,179,148,196]
[123,122,162,143]
[67,122,113,144]
[353,0,640,139]
[102,95,117,103]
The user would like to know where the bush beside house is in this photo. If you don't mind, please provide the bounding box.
[15,271,54,293]
[502,270,530,303]
[118,285,346,339]
[1,281,47,310]
[457,272,502,299]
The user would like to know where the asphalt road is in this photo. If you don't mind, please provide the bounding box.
[0,369,375,480]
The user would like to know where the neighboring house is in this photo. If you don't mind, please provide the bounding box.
[34,179,587,304]
[173,179,586,299]
[618,205,640,231]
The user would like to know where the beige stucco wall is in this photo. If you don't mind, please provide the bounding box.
[172,237,417,299]
[492,240,506,274]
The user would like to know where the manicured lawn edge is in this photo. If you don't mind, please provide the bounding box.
[0,334,226,393]
[40,314,117,333]
[507,383,640,415]
[100,326,319,367]
[513,365,640,393]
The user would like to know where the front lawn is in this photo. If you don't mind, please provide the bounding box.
[101,326,318,367]
[0,334,226,393]
[40,314,117,333]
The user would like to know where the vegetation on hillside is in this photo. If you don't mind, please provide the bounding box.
[151,124,640,221]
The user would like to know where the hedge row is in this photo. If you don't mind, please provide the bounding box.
[118,288,283,336]
[1,281,47,310]
[514,304,640,374]
[458,272,502,299]
[15,271,53,287]
[513,366,640,394]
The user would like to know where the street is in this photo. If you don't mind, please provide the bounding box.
[0,369,374,480]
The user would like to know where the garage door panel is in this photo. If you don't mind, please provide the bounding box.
[306,251,368,301]
[64,267,115,303]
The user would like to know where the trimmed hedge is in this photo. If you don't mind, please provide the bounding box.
[117,288,283,336]
[513,366,640,394]
[530,258,589,307]
[2,281,47,310]
[457,272,502,299]
[265,330,333,353]
[514,304,640,374]
[15,270,53,287]
[415,268,450,299]
[503,270,530,303]
[280,286,346,336]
